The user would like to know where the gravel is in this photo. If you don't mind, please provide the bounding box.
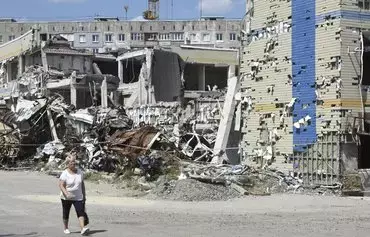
[147,179,241,201]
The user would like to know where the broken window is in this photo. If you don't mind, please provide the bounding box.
[92,34,99,43]
[359,0,370,9]
[119,34,125,41]
[172,32,184,41]
[121,57,143,83]
[93,48,99,54]
[40,34,47,41]
[230,33,237,41]
[202,33,210,42]
[145,33,157,41]
[358,0,370,10]
[79,35,86,43]
[0,35,2,43]
[8,35,15,41]
[140,25,143,31]
[216,33,223,41]
[184,64,228,90]
[105,34,113,42]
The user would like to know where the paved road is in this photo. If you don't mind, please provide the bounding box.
[1,171,370,237]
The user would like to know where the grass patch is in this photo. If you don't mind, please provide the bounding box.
[84,172,105,183]
[163,165,181,181]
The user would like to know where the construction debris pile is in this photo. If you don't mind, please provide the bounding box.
[0,83,309,200]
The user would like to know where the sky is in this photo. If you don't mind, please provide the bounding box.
[0,0,245,21]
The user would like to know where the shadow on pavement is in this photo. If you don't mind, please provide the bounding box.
[0,233,38,237]
[88,230,107,235]
[71,230,107,235]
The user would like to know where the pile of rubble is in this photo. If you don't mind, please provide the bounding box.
[0,90,310,200]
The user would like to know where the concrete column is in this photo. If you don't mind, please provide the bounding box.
[146,50,153,104]
[18,55,24,76]
[47,109,59,142]
[6,62,12,83]
[118,60,124,83]
[41,42,48,71]
[101,77,108,108]
[70,73,77,108]
[212,76,239,164]
[228,65,236,78]
[198,65,206,91]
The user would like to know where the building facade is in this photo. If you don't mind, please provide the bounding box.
[0,17,241,53]
[240,0,370,185]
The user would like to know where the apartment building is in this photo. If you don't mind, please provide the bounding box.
[0,17,241,53]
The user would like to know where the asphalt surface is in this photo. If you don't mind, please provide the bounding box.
[1,171,370,237]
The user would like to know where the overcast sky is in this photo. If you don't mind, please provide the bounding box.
[0,0,245,21]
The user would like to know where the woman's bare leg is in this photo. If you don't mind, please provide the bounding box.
[78,216,85,230]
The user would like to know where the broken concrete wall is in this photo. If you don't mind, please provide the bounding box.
[0,29,37,62]
[25,53,42,67]
[184,64,200,90]
[151,50,183,102]
[126,102,182,128]
[46,54,92,74]
[338,0,370,170]
[240,0,348,182]
[241,0,293,173]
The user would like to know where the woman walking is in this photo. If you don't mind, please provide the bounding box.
[59,154,89,235]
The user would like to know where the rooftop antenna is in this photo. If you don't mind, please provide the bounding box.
[124,5,129,20]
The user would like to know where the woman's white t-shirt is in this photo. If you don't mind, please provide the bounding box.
[59,169,84,201]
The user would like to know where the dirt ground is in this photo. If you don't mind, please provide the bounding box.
[1,170,370,237]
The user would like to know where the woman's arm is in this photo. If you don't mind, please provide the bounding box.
[59,180,70,198]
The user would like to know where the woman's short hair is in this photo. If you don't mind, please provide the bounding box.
[65,153,76,164]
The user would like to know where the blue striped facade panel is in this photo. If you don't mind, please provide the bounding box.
[292,0,317,151]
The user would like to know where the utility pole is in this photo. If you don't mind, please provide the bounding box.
[124,5,129,20]
[200,0,203,19]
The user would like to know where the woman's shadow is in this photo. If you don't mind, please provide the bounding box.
[73,230,107,235]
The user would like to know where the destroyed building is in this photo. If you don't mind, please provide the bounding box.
[0,12,241,168]
[240,0,370,187]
